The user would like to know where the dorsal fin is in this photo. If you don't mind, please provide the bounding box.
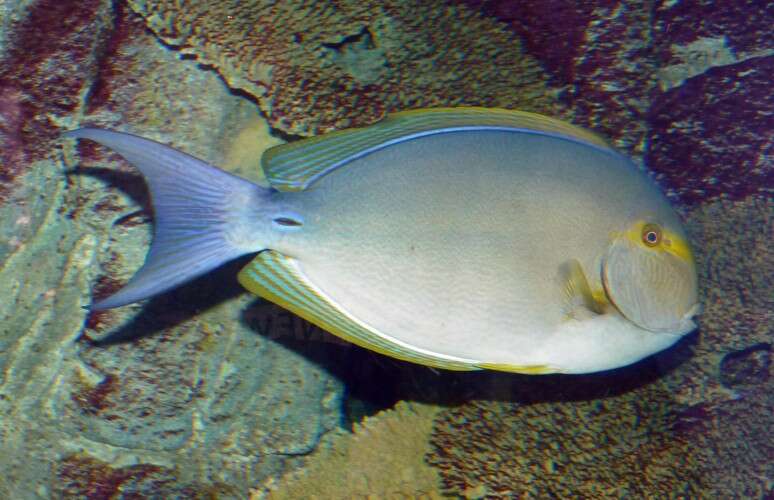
[262,107,612,191]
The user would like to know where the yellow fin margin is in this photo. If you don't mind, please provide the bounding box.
[237,251,478,371]
[262,107,613,191]
[475,362,556,374]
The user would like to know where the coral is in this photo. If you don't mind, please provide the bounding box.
[646,1,774,204]
[662,196,774,407]
[57,454,174,498]
[565,1,655,151]
[461,1,774,205]
[430,380,699,498]
[430,374,773,498]
[457,1,657,152]
[255,401,443,499]
[684,197,773,358]
[55,454,239,498]
[457,0,596,85]
[652,0,774,62]
[125,0,556,136]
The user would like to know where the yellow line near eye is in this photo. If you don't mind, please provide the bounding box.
[662,232,694,263]
[622,223,694,264]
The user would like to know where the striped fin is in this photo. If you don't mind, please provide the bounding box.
[262,107,613,191]
[475,362,556,374]
[237,251,478,371]
[64,128,269,310]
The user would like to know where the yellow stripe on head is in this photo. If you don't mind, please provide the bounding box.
[661,231,693,263]
[623,221,694,264]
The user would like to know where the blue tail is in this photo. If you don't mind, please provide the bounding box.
[65,128,270,310]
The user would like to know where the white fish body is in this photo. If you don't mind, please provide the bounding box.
[65,108,700,374]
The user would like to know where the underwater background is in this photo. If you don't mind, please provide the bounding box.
[0,0,771,498]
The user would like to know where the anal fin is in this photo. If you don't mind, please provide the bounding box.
[237,251,478,371]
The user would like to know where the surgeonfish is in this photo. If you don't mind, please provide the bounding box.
[65,108,700,374]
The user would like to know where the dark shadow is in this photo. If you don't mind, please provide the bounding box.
[89,254,255,345]
[239,298,700,425]
[65,166,151,214]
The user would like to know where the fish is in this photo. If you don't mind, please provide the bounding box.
[64,107,700,374]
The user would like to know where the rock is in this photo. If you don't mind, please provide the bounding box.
[0,2,343,497]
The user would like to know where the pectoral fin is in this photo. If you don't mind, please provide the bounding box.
[560,259,608,319]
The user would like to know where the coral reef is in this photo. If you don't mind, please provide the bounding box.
[685,198,773,356]
[647,0,774,204]
[255,401,443,499]
[55,454,238,498]
[461,0,774,205]
[0,0,112,203]
[125,0,557,136]
[1,0,771,496]
[430,380,695,497]
[457,0,595,85]
[458,0,657,152]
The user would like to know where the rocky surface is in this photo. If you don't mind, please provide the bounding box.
[0,2,342,497]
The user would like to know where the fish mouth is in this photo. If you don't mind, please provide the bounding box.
[674,302,702,334]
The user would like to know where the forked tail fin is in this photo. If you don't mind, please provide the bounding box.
[65,128,270,310]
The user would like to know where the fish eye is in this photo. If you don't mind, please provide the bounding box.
[641,223,662,247]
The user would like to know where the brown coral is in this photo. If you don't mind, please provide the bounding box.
[430,375,773,498]
[685,196,773,357]
[255,401,444,499]
[126,0,556,136]
[56,454,238,498]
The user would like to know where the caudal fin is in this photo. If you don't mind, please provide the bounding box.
[65,128,269,310]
